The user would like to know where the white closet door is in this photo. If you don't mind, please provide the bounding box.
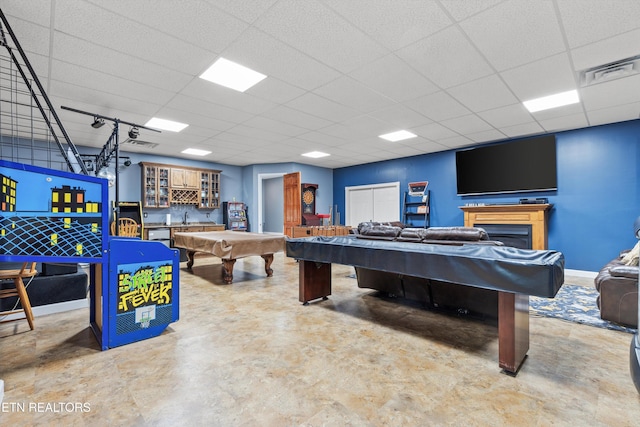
[345,182,399,226]
[373,185,400,222]
[347,188,374,226]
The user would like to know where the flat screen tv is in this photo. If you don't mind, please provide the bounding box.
[455,135,557,196]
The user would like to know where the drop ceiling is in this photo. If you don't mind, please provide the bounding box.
[2,0,640,169]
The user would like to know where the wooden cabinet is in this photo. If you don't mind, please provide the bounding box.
[199,171,221,209]
[141,163,170,208]
[140,162,221,208]
[171,168,199,189]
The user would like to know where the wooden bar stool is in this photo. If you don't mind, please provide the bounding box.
[0,262,37,330]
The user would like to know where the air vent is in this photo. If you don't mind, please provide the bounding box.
[121,138,159,149]
[580,54,640,87]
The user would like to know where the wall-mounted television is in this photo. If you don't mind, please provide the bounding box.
[455,135,557,196]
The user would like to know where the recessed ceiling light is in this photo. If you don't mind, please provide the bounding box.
[182,148,211,156]
[199,57,267,92]
[145,118,189,132]
[523,90,580,113]
[379,130,417,142]
[302,151,330,158]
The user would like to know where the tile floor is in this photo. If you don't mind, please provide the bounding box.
[1,253,639,426]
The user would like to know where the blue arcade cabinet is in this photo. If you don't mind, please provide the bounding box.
[0,160,179,349]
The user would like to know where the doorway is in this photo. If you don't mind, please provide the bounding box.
[257,173,285,233]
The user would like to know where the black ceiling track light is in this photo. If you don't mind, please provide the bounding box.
[128,126,139,139]
[61,105,161,231]
[91,116,105,128]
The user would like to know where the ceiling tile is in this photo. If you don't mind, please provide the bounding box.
[465,129,506,144]
[164,94,253,125]
[405,91,470,121]
[261,105,334,131]
[538,112,589,132]
[287,93,360,123]
[586,102,640,126]
[88,0,248,53]
[204,0,278,24]
[571,29,640,71]
[368,104,432,129]
[312,76,396,113]
[51,33,193,92]
[557,0,640,48]
[500,53,577,101]
[412,122,459,140]
[448,74,519,112]
[437,135,474,149]
[439,0,504,22]
[580,74,640,111]
[181,79,277,115]
[219,27,341,91]
[478,104,535,128]
[50,60,175,106]
[349,53,439,103]
[499,122,545,138]
[54,2,214,75]
[254,0,388,73]
[396,26,494,88]
[460,0,565,71]
[241,116,308,137]
[441,114,493,134]
[322,0,452,50]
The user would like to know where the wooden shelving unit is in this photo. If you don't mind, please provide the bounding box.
[140,162,220,209]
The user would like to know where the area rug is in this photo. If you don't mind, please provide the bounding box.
[530,284,636,334]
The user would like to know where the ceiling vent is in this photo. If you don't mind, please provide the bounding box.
[580,54,640,87]
[121,138,159,149]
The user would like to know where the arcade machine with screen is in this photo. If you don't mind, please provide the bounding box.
[0,160,179,349]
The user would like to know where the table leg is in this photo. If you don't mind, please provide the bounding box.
[222,259,236,284]
[261,254,274,277]
[498,292,530,375]
[186,251,196,269]
[299,260,331,305]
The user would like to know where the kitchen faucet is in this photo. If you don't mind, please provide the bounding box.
[183,211,189,225]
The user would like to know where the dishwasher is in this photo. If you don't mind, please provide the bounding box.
[147,228,171,247]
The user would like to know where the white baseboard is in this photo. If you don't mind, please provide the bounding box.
[1,299,88,322]
[565,269,598,279]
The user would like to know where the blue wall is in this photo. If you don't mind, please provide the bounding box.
[334,119,640,272]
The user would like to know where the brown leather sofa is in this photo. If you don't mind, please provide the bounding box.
[594,249,638,328]
[353,223,503,320]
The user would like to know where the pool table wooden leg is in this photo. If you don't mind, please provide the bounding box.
[261,254,274,277]
[498,291,530,375]
[186,251,196,269]
[222,259,236,284]
[299,260,331,305]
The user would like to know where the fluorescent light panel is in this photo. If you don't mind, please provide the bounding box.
[182,148,211,156]
[379,130,417,142]
[302,151,330,158]
[199,57,267,92]
[145,117,188,132]
[523,90,580,113]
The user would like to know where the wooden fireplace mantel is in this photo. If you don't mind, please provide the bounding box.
[460,204,552,250]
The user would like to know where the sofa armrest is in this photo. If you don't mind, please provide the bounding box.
[609,264,639,280]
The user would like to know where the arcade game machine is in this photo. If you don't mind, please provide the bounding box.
[0,160,179,349]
